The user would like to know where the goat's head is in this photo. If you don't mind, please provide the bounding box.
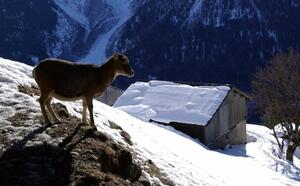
[111,53,134,77]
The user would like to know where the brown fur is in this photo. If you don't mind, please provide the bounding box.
[33,53,134,128]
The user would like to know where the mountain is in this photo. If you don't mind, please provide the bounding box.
[0,0,116,64]
[0,0,300,90]
[0,58,300,185]
[111,0,300,90]
[0,0,57,64]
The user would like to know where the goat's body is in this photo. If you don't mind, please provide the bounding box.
[34,59,112,99]
[33,54,133,128]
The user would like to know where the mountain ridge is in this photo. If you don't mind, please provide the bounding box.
[0,0,299,90]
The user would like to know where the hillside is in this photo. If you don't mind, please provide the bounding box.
[0,58,168,186]
[0,58,300,185]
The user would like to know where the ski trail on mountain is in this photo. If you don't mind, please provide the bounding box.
[83,0,132,64]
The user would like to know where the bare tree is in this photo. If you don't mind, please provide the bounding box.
[252,48,300,162]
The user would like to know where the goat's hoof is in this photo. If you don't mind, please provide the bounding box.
[81,120,89,125]
[90,125,97,131]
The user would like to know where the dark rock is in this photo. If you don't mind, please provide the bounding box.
[118,149,142,181]
[100,147,118,173]
[53,102,70,118]
[18,84,40,97]
[92,131,109,142]
[120,130,133,146]
[0,144,72,186]
[108,121,133,145]
[75,175,100,186]
[109,120,123,130]
[139,176,151,186]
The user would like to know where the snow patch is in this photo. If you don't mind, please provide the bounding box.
[53,0,90,31]
[188,0,204,22]
[83,0,133,64]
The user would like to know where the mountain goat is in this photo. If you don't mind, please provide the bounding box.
[33,53,134,128]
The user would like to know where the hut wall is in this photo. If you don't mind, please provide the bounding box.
[168,122,205,142]
[204,108,224,148]
[228,91,247,144]
[204,90,247,148]
[229,120,247,145]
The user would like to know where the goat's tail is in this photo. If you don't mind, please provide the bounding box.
[32,67,36,80]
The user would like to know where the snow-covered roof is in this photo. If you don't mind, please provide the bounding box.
[114,80,231,126]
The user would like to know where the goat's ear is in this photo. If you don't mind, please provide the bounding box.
[113,53,118,60]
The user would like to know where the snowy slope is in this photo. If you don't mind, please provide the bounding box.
[0,58,300,185]
[48,0,132,62]
[83,0,133,64]
[53,0,89,30]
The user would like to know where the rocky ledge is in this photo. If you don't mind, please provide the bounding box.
[0,85,173,186]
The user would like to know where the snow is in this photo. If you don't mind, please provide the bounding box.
[0,58,53,150]
[45,9,73,57]
[0,58,36,86]
[1,58,300,185]
[97,103,300,186]
[53,0,90,31]
[188,0,204,21]
[52,0,90,48]
[114,81,231,126]
[83,0,133,64]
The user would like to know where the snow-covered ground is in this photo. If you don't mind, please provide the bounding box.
[83,0,133,64]
[0,58,300,185]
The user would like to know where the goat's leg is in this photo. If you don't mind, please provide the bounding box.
[45,97,61,124]
[82,99,88,125]
[39,92,52,125]
[85,97,96,129]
